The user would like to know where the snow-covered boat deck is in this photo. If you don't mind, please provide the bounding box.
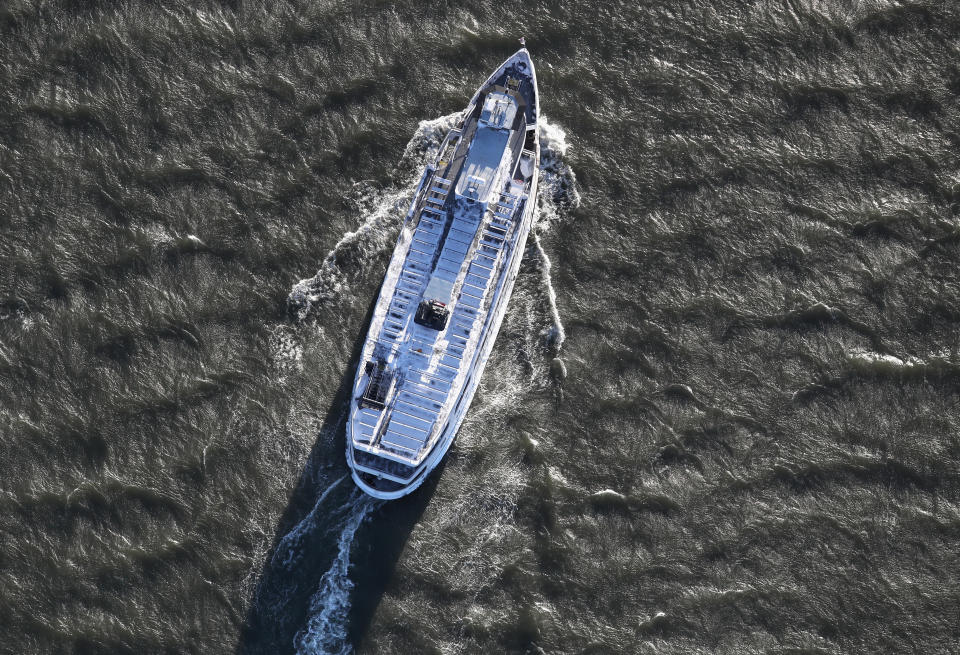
[347,48,540,498]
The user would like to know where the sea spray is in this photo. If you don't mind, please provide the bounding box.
[286,184,411,320]
[246,472,354,629]
[532,233,566,354]
[537,116,581,211]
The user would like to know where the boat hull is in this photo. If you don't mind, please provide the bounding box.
[346,49,539,500]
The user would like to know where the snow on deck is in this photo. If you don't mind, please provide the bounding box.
[351,135,524,466]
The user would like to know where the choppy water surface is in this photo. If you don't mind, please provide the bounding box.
[2,1,960,653]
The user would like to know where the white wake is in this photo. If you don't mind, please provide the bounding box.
[293,492,379,655]
[271,475,347,571]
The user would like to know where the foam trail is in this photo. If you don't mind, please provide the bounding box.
[271,475,347,570]
[289,112,461,320]
[533,117,581,354]
[532,234,565,353]
[294,493,379,655]
[287,188,406,320]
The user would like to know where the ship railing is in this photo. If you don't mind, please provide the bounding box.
[401,165,434,230]
[351,452,417,485]
[354,438,419,466]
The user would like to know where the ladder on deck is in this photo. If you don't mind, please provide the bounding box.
[425,176,453,211]
[491,192,519,229]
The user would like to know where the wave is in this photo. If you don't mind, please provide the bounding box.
[537,116,581,211]
[846,350,960,383]
[268,321,306,384]
[530,234,565,354]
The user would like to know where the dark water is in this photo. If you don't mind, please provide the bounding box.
[3,1,960,653]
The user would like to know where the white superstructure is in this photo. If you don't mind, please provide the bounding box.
[346,48,540,499]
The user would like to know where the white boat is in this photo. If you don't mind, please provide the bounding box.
[346,47,540,499]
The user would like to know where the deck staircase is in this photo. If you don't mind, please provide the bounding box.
[425,176,453,212]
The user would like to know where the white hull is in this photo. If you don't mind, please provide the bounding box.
[346,49,540,500]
